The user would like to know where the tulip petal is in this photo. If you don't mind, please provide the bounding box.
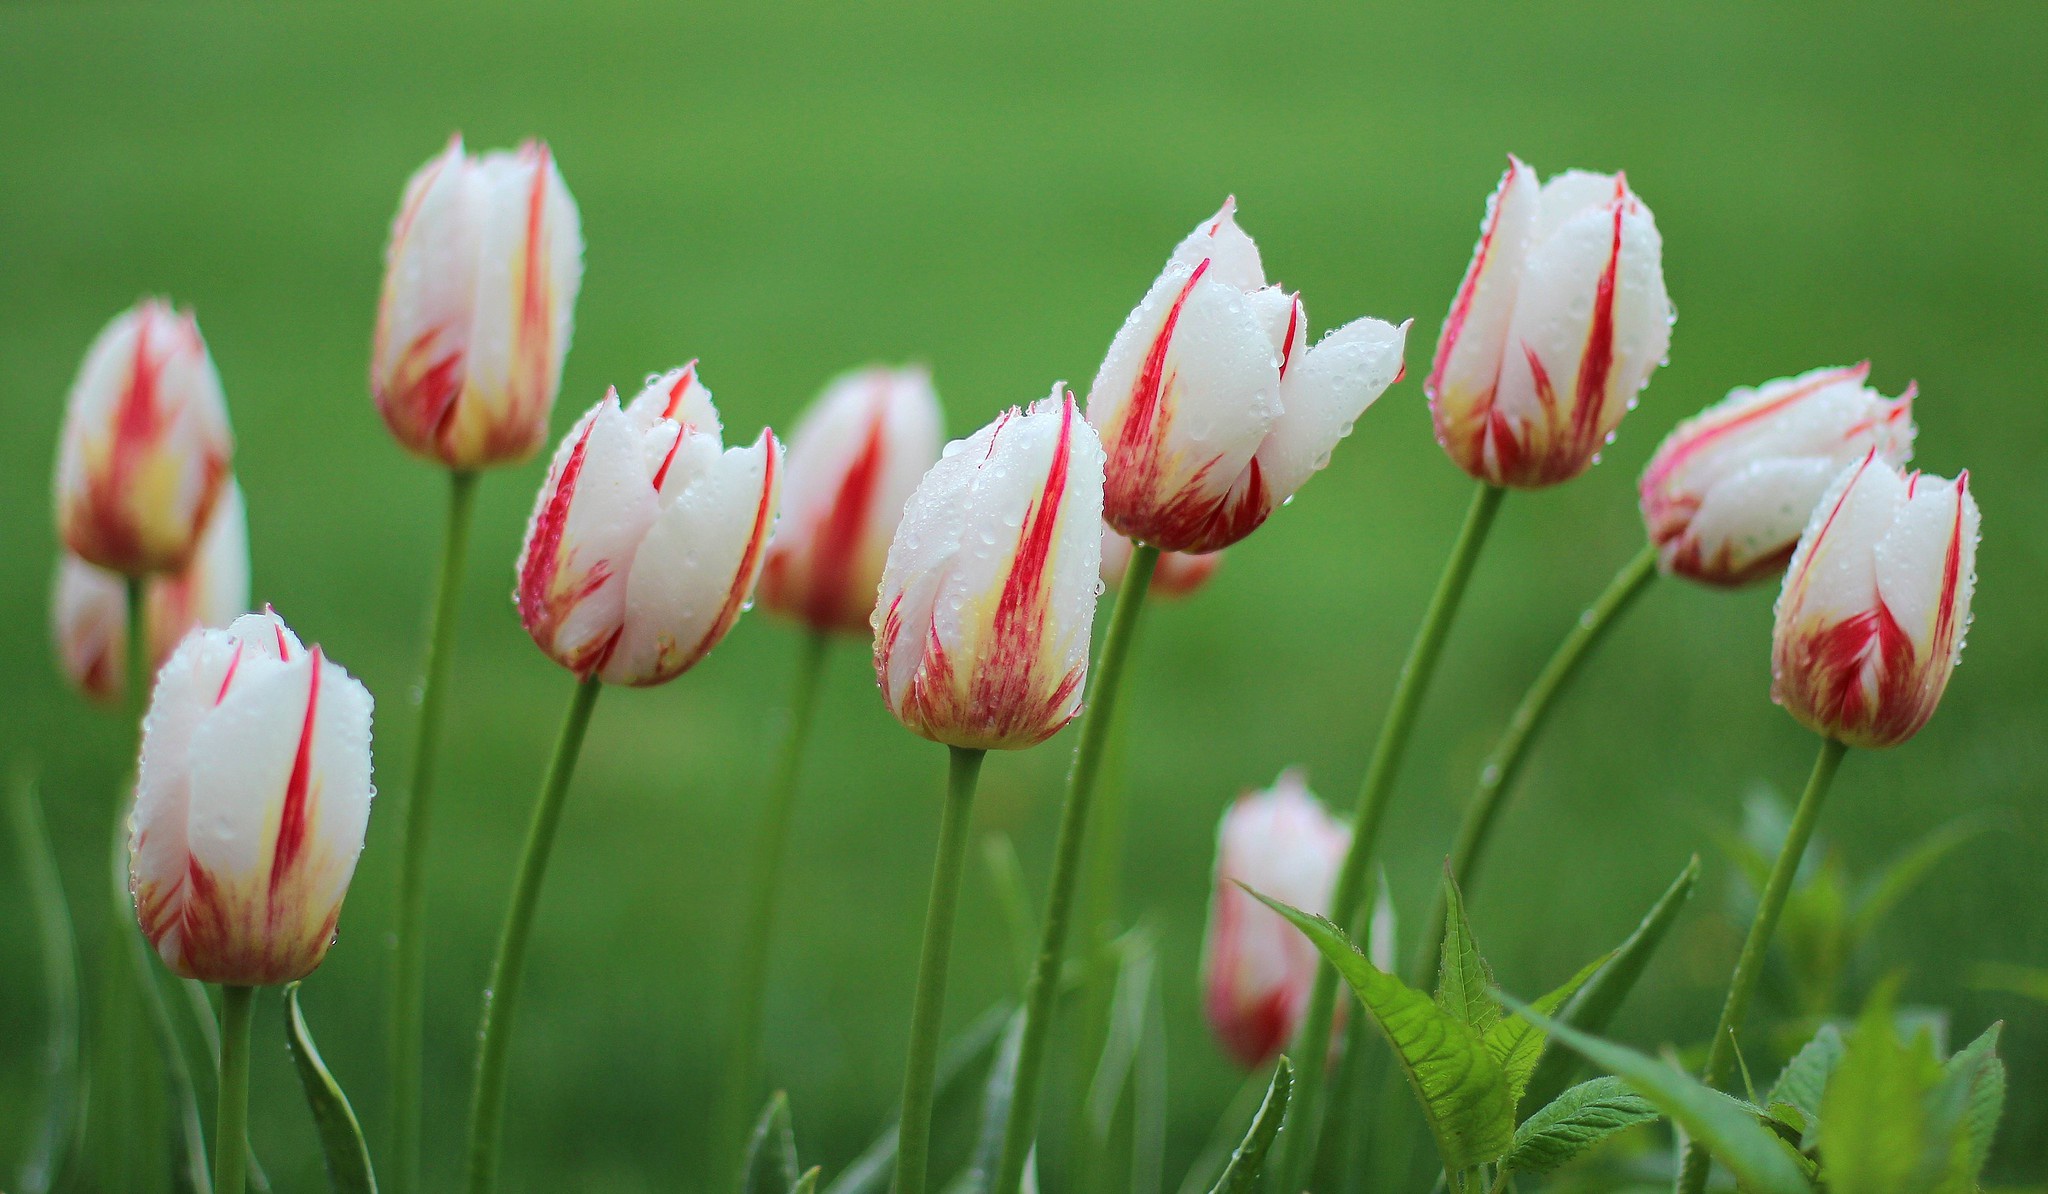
[1170,197,1266,293]
[1257,316,1411,504]
[1428,158,1538,434]
[372,137,480,453]
[1875,473,1978,663]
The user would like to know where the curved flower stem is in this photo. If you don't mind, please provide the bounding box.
[466,675,603,1194]
[1675,735,1848,1194]
[215,984,256,1194]
[990,544,1160,1194]
[1276,483,1504,1194]
[392,467,479,1194]
[720,631,832,1185]
[891,745,989,1194]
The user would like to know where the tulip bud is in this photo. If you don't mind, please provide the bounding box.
[1428,158,1673,488]
[1100,526,1221,601]
[1087,198,1408,554]
[516,365,782,686]
[1201,770,1351,1069]
[873,388,1105,750]
[131,609,375,985]
[372,135,584,470]
[760,366,944,636]
[54,300,234,576]
[1772,452,1979,748]
[1641,364,1915,586]
[53,481,252,704]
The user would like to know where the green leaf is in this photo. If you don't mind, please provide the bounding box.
[981,834,1038,988]
[824,1003,1013,1194]
[1817,994,1949,1194]
[791,1167,821,1194]
[1435,870,1500,1036]
[1939,1023,2004,1187]
[1765,1024,1845,1136]
[1972,962,2048,1004]
[1253,889,1514,1168]
[7,768,85,1194]
[944,1008,1026,1194]
[1498,995,1811,1194]
[282,984,377,1193]
[1208,1057,1292,1194]
[743,1091,801,1194]
[1485,952,1609,1112]
[1170,1070,1274,1194]
[1501,1076,1658,1175]
[1850,816,1989,946]
[1084,928,1158,1139]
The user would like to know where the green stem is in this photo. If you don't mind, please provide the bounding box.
[1675,735,1848,1194]
[990,543,1160,1194]
[392,468,479,1194]
[1277,483,1504,1194]
[721,631,832,1186]
[215,985,256,1194]
[890,746,989,1194]
[465,675,603,1194]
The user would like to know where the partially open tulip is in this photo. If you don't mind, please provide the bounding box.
[761,366,944,636]
[372,135,584,470]
[1201,771,1351,1069]
[55,300,234,576]
[1772,452,1978,749]
[1087,199,1408,554]
[1428,158,1672,488]
[874,389,1105,750]
[131,609,374,985]
[1100,526,1221,601]
[516,365,782,686]
[1640,364,1916,587]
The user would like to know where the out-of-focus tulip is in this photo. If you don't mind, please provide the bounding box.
[53,482,252,704]
[873,389,1105,750]
[1201,770,1351,1069]
[1428,158,1673,489]
[1772,452,1979,749]
[1100,526,1221,601]
[1087,199,1408,554]
[516,365,782,686]
[372,135,584,470]
[131,609,375,985]
[1641,364,1916,587]
[760,366,944,636]
[55,300,234,576]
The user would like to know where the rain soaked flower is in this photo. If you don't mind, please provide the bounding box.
[1100,527,1221,601]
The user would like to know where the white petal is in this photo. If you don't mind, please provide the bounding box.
[1686,455,1843,573]
[1780,455,1902,624]
[1875,473,1979,660]
[371,138,478,391]
[1169,197,1266,293]
[1427,158,1538,407]
[1257,317,1409,501]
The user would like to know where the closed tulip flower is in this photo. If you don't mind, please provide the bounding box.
[130,609,375,985]
[55,300,234,576]
[761,366,944,635]
[1101,527,1221,601]
[874,388,1105,750]
[516,365,782,686]
[1087,198,1408,554]
[1201,771,1351,1069]
[1428,158,1673,488]
[372,135,584,470]
[1772,452,1979,749]
[1641,364,1916,586]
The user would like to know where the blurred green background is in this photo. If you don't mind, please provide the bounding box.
[3,1,2044,1188]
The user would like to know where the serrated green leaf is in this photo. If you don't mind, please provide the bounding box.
[1765,1024,1845,1136]
[1817,995,1947,1194]
[1208,1057,1291,1194]
[825,1004,1012,1194]
[1253,889,1514,1169]
[282,984,376,1193]
[7,769,84,1194]
[1502,1076,1657,1175]
[1498,995,1811,1194]
[791,1167,821,1194]
[1486,952,1609,1112]
[1435,871,1500,1036]
[1940,1023,2005,1187]
[743,1091,801,1194]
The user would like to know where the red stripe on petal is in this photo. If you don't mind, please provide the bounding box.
[518,415,599,648]
[1427,156,1520,401]
[1105,260,1210,537]
[681,433,780,669]
[800,396,892,630]
[269,647,322,897]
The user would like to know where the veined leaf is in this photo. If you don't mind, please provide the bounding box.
[1435,871,1499,1036]
[1253,890,1514,1169]
[1766,1024,1845,1136]
[7,768,84,1194]
[1485,952,1609,1112]
[1499,996,1811,1194]
[743,1092,801,1194]
[282,984,377,1194]
[825,1003,1012,1194]
[1208,1057,1291,1194]
[1938,1023,2004,1188]
[1502,1076,1657,1175]
[1818,995,1949,1194]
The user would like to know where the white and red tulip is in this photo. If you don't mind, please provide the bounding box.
[873,389,1105,751]
[131,609,374,986]
[1201,771,1351,1069]
[1772,452,1979,749]
[372,135,584,470]
[55,300,234,576]
[1087,198,1408,554]
[516,365,782,686]
[1641,364,1916,586]
[1100,527,1222,601]
[761,366,944,636]
[1428,158,1672,488]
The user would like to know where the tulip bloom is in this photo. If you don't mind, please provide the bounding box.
[516,365,782,686]
[760,366,944,636]
[1087,199,1408,554]
[1772,452,1979,749]
[1428,158,1673,488]
[372,136,584,470]
[1641,365,1916,586]
[130,609,374,985]
[1201,771,1351,1069]
[874,389,1105,750]
[1100,527,1220,601]
[55,300,234,576]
